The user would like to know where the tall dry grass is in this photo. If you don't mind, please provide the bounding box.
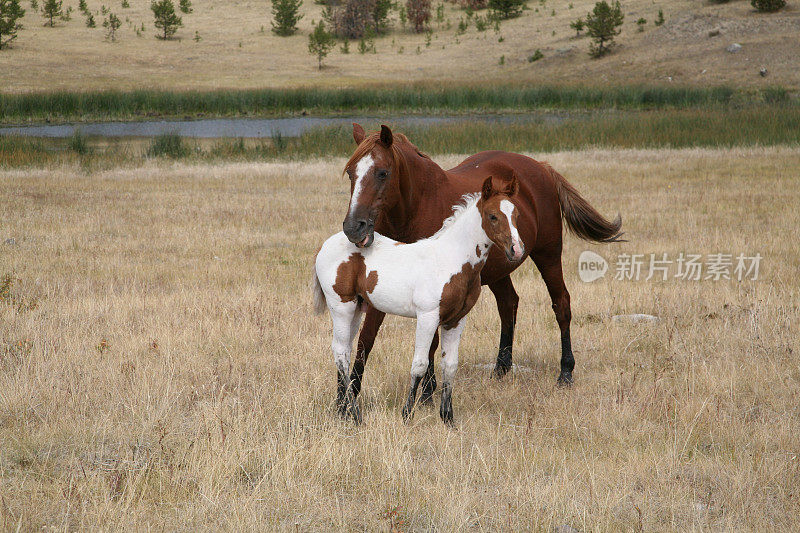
[0,147,798,530]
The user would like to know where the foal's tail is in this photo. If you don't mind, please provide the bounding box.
[549,166,625,243]
[311,268,327,315]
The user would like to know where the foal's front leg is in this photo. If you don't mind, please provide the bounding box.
[439,318,466,426]
[402,311,440,422]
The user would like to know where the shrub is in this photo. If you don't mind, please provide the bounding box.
[178,0,191,13]
[0,0,25,49]
[750,0,785,11]
[147,133,188,158]
[654,8,663,26]
[271,0,302,35]
[406,0,431,32]
[103,11,120,40]
[489,0,525,20]
[586,0,623,57]
[151,0,181,39]
[330,0,374,39]
[569,17,584,36]
[308,19,335,69]
[636,16,645,31]
[41,0,62,26]
[85,11,94,25]
[528,48,543,61]
[78,0,86,11]
[68,129,89,154]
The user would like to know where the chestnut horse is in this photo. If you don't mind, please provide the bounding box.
[341,124,623,404]
[314,176,523,425]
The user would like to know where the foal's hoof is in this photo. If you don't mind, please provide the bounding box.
[557,371,574,387]
[439,407,454,427]
[401,403,414,423]
[419,377,437,405]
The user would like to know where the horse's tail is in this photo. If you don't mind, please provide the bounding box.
[550,166,625,243]
[311,267,327,315]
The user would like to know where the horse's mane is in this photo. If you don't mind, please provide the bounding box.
[427,193,481,240]
[343,131,431,177]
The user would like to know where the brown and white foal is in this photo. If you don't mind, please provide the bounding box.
[313,176,524,425]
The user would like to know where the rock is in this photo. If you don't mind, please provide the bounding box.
[759,67,768,77]
[708,29,720,37]
[612,314,660,324]
[726,43,742,53]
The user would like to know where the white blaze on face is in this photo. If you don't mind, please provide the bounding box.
[500,199,524,260]
[348,154,374,216]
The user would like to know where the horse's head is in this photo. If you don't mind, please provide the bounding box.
[342,123,403,248]
[478,175,525,262]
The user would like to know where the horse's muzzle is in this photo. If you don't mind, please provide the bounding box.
[506,242,525,262]
[343,217,375,248]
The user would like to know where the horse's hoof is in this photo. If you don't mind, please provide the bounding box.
[557,371,574,387]
[440,408,453,426]
[401,404,414,423]
[492,363,512,379]
[348,402,362,425]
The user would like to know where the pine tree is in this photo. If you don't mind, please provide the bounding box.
[103,11,120,40]
[307,19,335,69]
[78,0,86,12]
[271,0,302,35]
[0,0,25,49]
[569,17,584,36]
[41,0,62,26]
[585,0,623,57]
[488,0,525,20]
[178,0,191,13]
[150,0,181,39]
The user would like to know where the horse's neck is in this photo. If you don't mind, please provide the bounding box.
[390,147,451,240]
[436,203,492,257]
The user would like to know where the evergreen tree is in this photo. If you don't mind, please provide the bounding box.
[271,0,302,35]
[751,0,785,11]
[178,0,191,13]
[41,0,62,26]
[488,0,525,20]
[103,11,120,39]
[150,0,181,39]
[78,0,86,12]
[0,0,25,49]
[569,17,584,36]
[585,0,623,57]
[307,19,335,69]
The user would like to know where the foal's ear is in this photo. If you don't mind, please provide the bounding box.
[353,123,366,144]
[504,174,518,196]
[379,125,393,148]
[481,176,494,201]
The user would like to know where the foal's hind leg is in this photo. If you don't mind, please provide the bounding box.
[439,318,466,426]
[488,276,519,378]
[330,304,359,419]
[532,253,574,386]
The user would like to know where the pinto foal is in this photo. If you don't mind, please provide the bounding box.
[313,176,524,425]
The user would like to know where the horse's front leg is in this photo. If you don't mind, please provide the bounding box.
[439,318,466,426]
[402,311,440,422]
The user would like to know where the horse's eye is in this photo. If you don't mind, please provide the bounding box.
[489,214,498,222]
[376,170,388,180]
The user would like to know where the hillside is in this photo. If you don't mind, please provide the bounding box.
[2,0,799,92]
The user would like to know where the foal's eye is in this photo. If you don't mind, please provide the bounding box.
[376,170,388,180]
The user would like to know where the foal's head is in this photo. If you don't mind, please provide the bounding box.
[478,176,525,262]
[342,124,404,248]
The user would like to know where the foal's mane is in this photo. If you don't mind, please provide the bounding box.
[428,193,481,240]
[343,131,431,178]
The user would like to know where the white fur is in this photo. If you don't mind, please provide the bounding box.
[500,199,523,258]
[347,154,374,216]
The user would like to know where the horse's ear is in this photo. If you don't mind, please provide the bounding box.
[481,176,494,201]
[505,174,518,196]
[353,123,366,145]
[379,125,393,148]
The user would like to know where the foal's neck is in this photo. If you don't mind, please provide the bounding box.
[436,201,492,257]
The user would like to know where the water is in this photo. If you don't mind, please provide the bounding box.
[0,114,564,139]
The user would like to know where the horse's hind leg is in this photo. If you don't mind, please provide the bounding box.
[330,304,358,418]
[532,253,574,386]
[402,311,439,422]
[488,276,519,378]
[439,318,466,426]
[418,331,439,405]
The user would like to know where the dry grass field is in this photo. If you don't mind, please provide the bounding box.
[4,0,800,92]
[1,146,799,530]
